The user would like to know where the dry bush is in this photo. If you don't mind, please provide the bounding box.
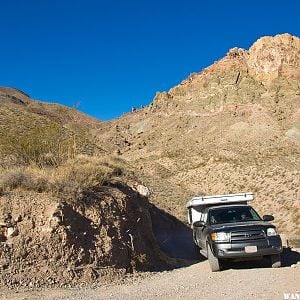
[50,157,114,200]
[0,155,125,201]
[0,168,49,192]
[0,122,75,167]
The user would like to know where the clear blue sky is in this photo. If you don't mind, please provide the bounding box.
[0,0,299,120]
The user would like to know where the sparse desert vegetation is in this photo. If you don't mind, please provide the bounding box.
[0,155,124,201]
[0,34,300,290]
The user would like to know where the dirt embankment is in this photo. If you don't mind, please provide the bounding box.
[0,181,175,289]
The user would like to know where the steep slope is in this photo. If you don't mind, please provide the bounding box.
[0,89,177,287]
[98,33,300,236]
[0,34,299,288]
[0,87,104,167]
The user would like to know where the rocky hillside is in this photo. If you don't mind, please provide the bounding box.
[0,89,177,288]
[97,33,300,236]
[0,87,104,168]
[0,33,299,288]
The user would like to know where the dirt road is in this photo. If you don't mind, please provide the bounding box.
[2,248,300,300]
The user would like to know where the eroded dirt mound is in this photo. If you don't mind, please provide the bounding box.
[0,181,173,289]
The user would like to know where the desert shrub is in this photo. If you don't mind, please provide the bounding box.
[93,158,124,177]
[0,122,75,167]
[162,149,181,159]
[0,168,49,192]
[0,169,29,189]
[0,156,126,201]
[50,160,113,200]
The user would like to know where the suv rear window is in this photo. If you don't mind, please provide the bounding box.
[209,206,261,225]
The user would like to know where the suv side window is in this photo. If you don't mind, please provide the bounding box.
[200,211,208,223]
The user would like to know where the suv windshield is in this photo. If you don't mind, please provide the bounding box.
[209,206,261,225]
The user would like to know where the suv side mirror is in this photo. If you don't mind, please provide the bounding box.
[193,221,206,227]
[263,215,274,222]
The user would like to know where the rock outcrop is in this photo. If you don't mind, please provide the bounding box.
[97,33,300,238]
[1,34,300,288]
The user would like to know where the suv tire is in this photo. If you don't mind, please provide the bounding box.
[271,254,281,268]
[207,243,221,272]
[193,242,201,259]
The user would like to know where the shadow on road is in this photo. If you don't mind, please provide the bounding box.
[150,204,204,266]
[281,247,300,267]
[222,247,300,270]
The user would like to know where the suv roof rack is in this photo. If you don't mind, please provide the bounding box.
[186,192,254,208]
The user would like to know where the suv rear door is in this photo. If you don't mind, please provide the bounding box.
[195,210,208,249]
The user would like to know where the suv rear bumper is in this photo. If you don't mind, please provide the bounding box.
[212,236,282,259]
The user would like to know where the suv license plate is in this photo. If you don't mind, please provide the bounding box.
[245,246,257,253]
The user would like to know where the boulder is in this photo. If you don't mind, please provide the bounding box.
[136,185,150,197]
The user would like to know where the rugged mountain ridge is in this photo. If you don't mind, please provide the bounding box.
[1,34,299,234]
[97,33,300,236]
[0,33,299,287]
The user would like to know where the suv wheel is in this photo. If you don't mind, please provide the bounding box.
[207,243,221,272]
[271,254,281,268]
[193,243,201,259]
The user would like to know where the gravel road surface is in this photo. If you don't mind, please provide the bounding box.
[2,248,299,300]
